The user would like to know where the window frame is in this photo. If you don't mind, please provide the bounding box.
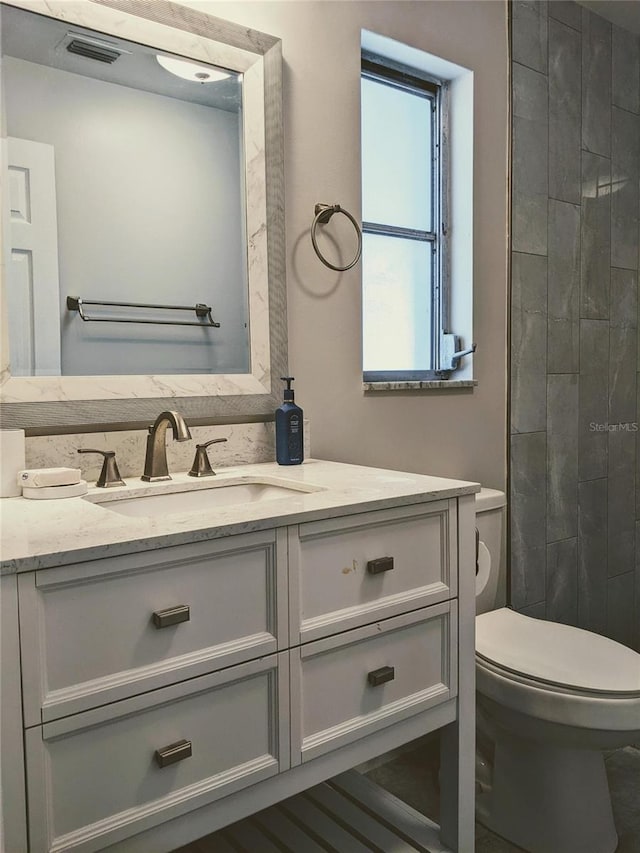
[361,52,451,383]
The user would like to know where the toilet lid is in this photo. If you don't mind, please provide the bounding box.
[476,608,640,694]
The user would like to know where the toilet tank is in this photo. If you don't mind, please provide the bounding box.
[475,488,506,615]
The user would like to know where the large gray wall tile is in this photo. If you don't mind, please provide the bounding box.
[581,152,611,319]
[608,330,637,424]
[579,319,609,480]
[548,200,580,372]
[549,20,581,204]
[610,267,638,329]
[514,115,548,198]
[511,431,547,608]
[549,1,581,31]
[547,537,578,625]
[547,373,578,542]
[512,1,548,73]
[608,429,636,578]
[513,61,548,124]
[582,8,611,157]
[612,25,640,114]
[548,316,580,376]
[607,571,635,647]
[609,269,637,424]
[512,63,549,255]
[611,108,640,271]
[578,477,608,632]
[511,252,548,433]
[513,193,549,256]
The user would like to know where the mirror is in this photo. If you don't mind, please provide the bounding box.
[0,0,286,431]
[3,4,248,378]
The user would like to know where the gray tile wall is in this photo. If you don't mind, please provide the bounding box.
[510,0,640,651]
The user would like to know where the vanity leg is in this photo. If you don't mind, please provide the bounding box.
[440,718,475,851]
[440,494,476,852]
[1,574,28,851]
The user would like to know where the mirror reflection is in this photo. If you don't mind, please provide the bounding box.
[2,4,250,377]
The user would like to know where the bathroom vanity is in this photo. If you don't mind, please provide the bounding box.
[0,460,478,852]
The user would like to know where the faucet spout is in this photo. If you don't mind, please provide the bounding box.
[141,410,192,482]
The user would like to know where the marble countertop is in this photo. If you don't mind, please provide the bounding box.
[0,459,479,573]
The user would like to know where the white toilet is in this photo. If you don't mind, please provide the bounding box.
[474,488,640,853]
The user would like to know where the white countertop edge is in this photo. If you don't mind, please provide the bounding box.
[0,459,480,574]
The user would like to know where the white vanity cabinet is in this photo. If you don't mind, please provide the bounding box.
[0,467,477,853]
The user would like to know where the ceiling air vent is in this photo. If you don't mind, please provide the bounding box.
[66,38,122,64]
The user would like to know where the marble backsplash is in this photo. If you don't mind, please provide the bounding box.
[26,420,311,485]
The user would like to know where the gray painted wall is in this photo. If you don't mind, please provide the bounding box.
[183,0,508,492]
[510,0,640,650]
[4,57,249,376]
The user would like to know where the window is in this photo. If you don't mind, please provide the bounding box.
[361,48,473,386]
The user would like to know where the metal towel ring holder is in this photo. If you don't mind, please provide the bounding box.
[311,203,362,271]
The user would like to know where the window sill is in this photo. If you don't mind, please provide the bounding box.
[363,379,477,392]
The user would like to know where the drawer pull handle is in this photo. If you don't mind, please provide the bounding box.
[152,605,190,629]
[155,739,192,768]
[367,665,395,687]
[367,556,394,575]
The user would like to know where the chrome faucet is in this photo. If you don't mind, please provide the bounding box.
[141,411,192,482]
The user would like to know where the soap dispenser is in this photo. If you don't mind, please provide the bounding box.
[276,376,303,465]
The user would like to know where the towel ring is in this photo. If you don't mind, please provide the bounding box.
[311,203,362,271]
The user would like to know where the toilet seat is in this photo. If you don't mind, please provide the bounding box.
[475,609,640,733]
[476,655,640,734]
[476,607,640,695]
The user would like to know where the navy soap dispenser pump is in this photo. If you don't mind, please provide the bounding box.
[276,376,303,465]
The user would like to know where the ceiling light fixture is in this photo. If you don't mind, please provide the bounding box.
[156,55,230,83]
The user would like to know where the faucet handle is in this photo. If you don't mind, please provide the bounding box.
[78,449,125,488]
[188,438,228,478]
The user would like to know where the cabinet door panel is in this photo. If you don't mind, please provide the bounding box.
[26,653,289,853]
[19,530,287,723]
[290,501,457,643]
[291,602,457,764]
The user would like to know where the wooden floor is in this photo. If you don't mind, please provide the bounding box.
[174,743,640,853]
[175,770,451,853]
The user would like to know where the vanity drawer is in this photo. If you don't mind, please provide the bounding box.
[289,501,457,643]
[18,529,287,725]
[25,653,289,853]
[290,601,457,764]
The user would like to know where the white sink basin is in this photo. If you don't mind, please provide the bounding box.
[88,477,323,518]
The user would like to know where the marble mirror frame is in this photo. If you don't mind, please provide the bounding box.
[0,0,286,433]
